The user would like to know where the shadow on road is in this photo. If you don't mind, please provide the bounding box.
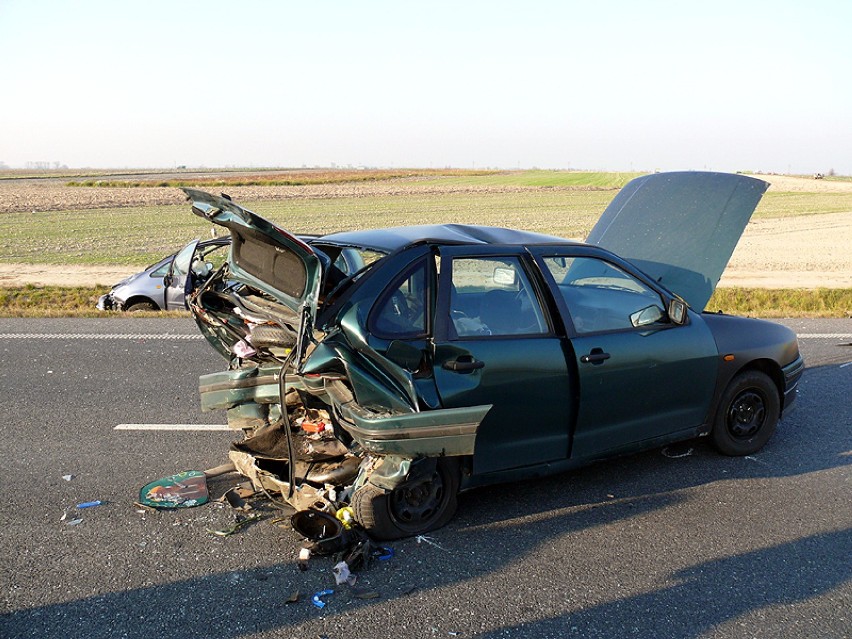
[2,364,849,638]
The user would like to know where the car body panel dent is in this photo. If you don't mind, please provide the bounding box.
[337,401,491,457]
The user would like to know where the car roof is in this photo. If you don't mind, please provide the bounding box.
[319,224,575,252]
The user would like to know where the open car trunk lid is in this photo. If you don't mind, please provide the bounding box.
[587,172,769,311]
[183,189,325,357]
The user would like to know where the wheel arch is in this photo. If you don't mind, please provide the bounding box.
[732,358,785,410]
[123,295,160,311]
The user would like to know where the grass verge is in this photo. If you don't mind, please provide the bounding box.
[707,288,852,318]
[2,285,849,319]
[0,285,184,318]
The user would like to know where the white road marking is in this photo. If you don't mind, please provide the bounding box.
[114,423,231,431]
[797,334,852,339]
[0,333,203,340]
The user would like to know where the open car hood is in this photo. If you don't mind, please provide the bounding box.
[183,189,324,319]
[587,172,769,311]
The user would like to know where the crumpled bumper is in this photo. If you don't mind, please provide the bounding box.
[96,293,118,311]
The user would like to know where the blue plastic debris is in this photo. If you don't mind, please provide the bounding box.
[311,589,334,609]
[76,500,103,509]
[375,546,394,561]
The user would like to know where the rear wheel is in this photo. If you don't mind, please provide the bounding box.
[711,370,780,456]
[352,458,459,540]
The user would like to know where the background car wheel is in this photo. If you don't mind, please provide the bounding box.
[125,301,157,312]
[711,370,780,456]
[351,458,459,540]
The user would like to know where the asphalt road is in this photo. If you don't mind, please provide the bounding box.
[0,317,849,639]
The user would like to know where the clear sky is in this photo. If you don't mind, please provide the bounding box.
[1,0,850,174]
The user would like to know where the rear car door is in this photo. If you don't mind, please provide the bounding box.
[432,245,574,474]
[532,247,719,459]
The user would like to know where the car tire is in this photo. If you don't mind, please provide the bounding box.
[351,458,460,540]
[249,325,296,349]
[125,301,157,312]
[711,370,780,456]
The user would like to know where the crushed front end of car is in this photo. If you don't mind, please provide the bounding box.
[183,189,487,538]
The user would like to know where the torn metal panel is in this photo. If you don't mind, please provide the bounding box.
[228,450,335,512]
[337,401,491,457]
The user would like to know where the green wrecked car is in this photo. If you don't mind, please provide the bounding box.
[173,172,803,539]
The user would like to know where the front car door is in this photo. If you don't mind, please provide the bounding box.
[164,239,199,310]
[431,245,575,475]
[531,246,719,460]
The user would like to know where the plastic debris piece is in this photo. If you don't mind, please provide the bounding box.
[232,340,257,358]
[76,500,103,509]
[62,474,74,482]
[335,507,355,529]
[291,510,348,555]
[66,518,84,526]
[207,513,263,537]
[374,546,394,561]
[352,588,380,600]
[332,561,357,586]
[415,535,448,551]
[298,546,311,571]
[286,591,300,604]
[311,589,334,609]
[139,471,209,509]
[223,488,250,511]
[300,419,326,434]
[59,511,67,522]
[133,501,156,513]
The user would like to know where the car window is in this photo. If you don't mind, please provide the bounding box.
[450,256,547,337]
[150,261,171,278]
[171,241,197,278]
[199,242,229,272]
[333,247,384,276]
[542,256,665,334]
[370,259,427,338]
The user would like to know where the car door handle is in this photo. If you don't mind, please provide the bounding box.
[580,349,611,365]
[442,357,485,373]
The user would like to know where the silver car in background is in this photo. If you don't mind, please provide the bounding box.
[97,238,229,311]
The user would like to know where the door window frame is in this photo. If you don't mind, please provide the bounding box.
[529,245,677,337]
[434,245,556,342]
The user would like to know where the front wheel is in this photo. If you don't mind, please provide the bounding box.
[351,458,459,540]
[125,300,157,312]
[711,370,780,456]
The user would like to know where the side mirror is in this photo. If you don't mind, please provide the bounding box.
[668,298,688,325]
[630,305,665,327]
[492,267,517,287]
